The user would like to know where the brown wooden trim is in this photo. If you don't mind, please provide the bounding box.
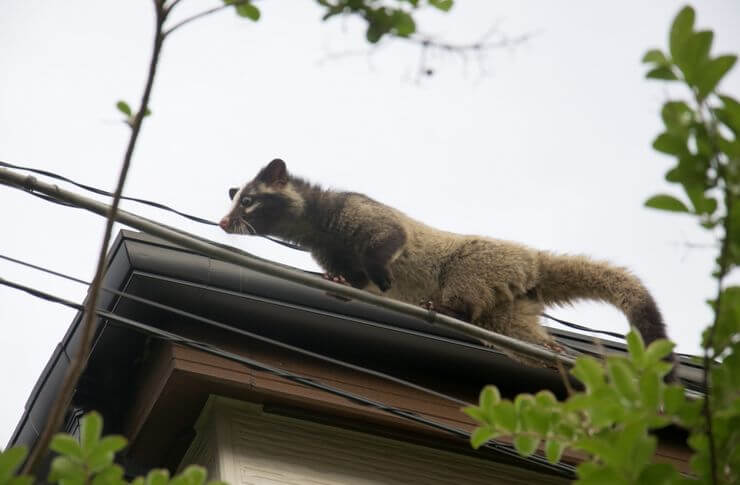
[124,339,691,474]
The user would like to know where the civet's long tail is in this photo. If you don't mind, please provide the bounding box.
[536,252,677,374]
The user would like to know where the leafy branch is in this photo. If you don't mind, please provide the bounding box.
[466,5,740,484]
[2,413,226,485]
[21,0,464,476]
[22,0,262,475]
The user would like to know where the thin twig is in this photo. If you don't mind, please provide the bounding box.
[319,26,537,80]
[22,1,169,474]
[555,358,575,397]
[164,3,234,36]
[697,96,727,485]
[165,0,184,16]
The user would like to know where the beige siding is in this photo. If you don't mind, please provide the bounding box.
[180,396,568,485]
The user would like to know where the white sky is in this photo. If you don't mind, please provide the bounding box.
[1,0,739,446]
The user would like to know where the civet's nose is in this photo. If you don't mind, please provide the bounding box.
[219,217,230,230]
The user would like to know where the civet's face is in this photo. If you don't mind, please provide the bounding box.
[219,159,303,236]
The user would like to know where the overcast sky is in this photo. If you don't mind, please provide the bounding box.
[1,0,739,446]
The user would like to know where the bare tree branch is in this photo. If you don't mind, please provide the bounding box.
[319,25,538,81]
[22,0,170,474]
[165,3,233,36]
[165,0,185,16]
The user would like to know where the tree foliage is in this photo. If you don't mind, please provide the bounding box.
[1,413,226,485]
[465,5,740,484]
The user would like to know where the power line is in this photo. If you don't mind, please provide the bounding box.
[0,167,578,368]
[541,313,624,340]
[0,252,472,406]
[0,159,305,251]
[0,160,624,340]
[0,275,576,478]
[0,160,217,226]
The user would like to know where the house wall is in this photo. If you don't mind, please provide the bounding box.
[180,395,568,485]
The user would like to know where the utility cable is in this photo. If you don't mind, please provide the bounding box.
[0,275,576,478]
[0,159,306,251]
[0,160,627,339]
[541,313,625,340]
[0,252,471,406]
[0,160,216,225]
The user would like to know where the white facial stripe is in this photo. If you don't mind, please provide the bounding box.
[243,201,261,215]
[228,183,248,214]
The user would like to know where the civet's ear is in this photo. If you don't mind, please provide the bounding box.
[228,187,239,200]
[257,158,288,186]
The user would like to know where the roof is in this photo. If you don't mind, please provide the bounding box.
[7,230,702,475]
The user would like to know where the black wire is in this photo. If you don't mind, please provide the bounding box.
[0,252,471,406]
[0,159,308,252]
[0,275,575,477]
[0,160,217,225]
[541,313,625,340]
[0,160,622,337]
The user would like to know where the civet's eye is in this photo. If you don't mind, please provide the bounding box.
[240,196,253,207]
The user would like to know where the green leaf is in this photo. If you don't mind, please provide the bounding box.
[492,401,517,432]
[644,339,675,365]
[718,94,740,134]
[462,405,487,424]
[696,55,737,99]
[646,67,678,80]
[80,412,103,454]
[684,182,717,215]
[470,426,496,449]
[607,358,639,403]
[653,132,688,155]
[575,462,627,485]
[636,463,679,485]
[51,434,84,460]
[545,439,564,463]
[429,0,453,12]
[669,6,695,62]
[479,385,501,409]
[563,393,591,412]
[713,286,740,351]
[235,2,260,21]
[91,465,125,485]
[626,329,646,369]
[514,394,534,415]
[639,369,661,413]
[115,101,132,116]
[87,449,114,473]
[534,390,558,407]
[522,405,551,435]
[663,385,685,415]
[390,10,415,37]
[571,356,605,393]
[92,436,127,459]
[574,438,621,467]
[645,194,690,213]
[684,30,713,74]
[0,447,28,484]
[661,101,692,135]
[145,469,170,485]
[6,477,32,485]
[678,399,704,427]
[642,49,668,65]
[180,466,207,485]
[513,435,539,457]
[48,456,85,484]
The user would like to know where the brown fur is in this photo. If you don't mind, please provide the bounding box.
[221,159,674,369]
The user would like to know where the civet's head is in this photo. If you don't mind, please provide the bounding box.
[219,159,305,236]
